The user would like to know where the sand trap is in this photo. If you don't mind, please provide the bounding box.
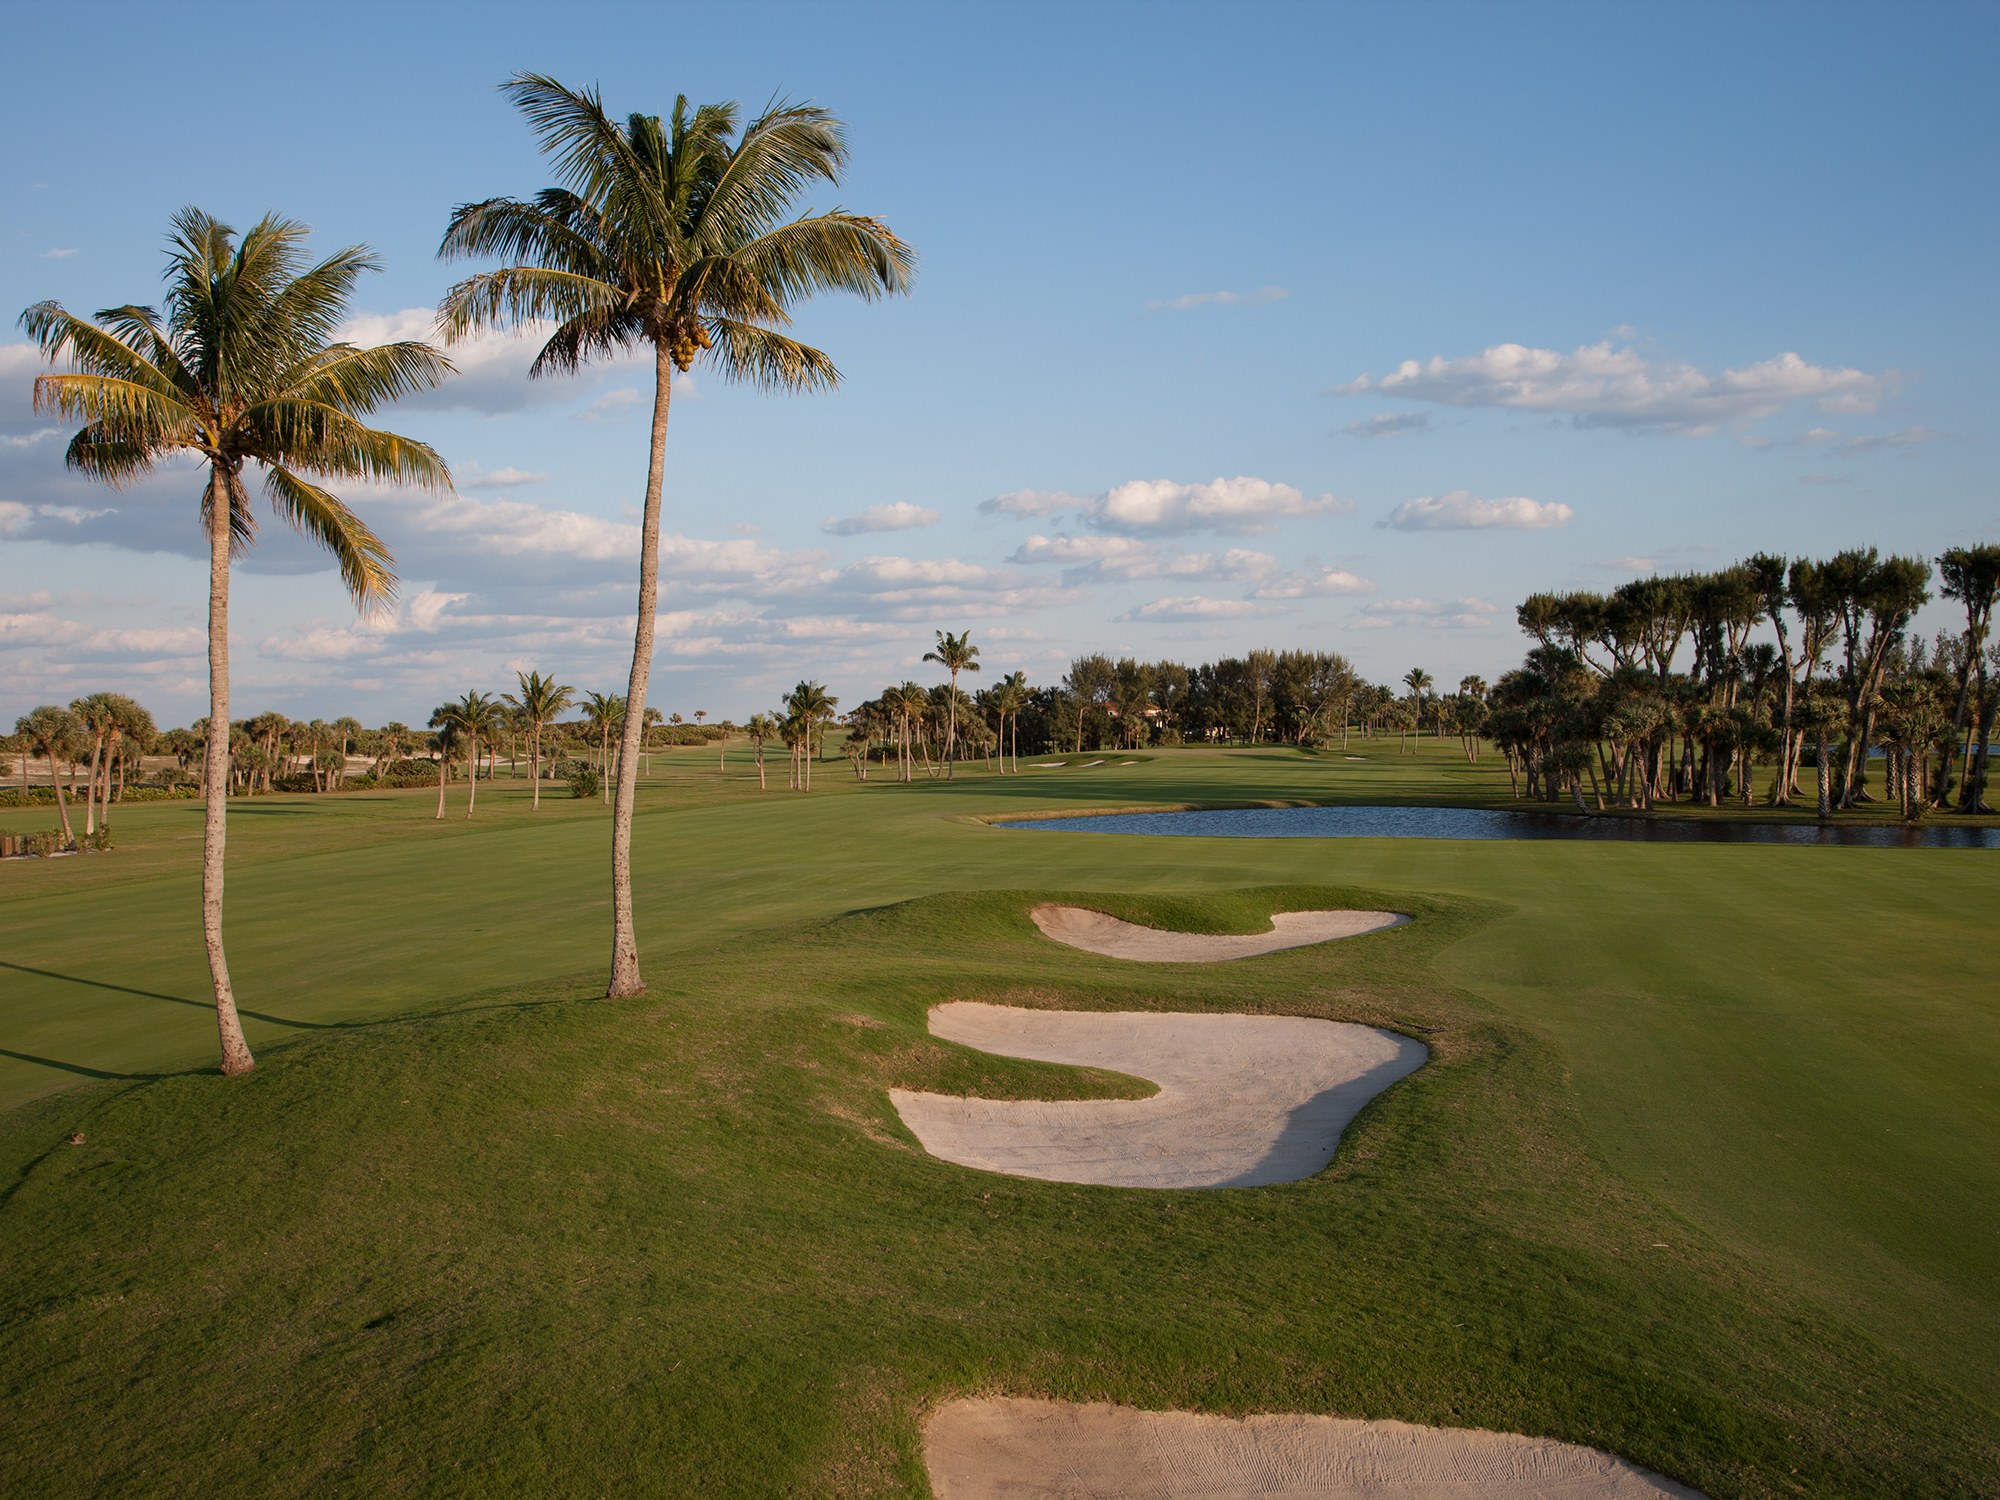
[1081,759,1106,767]
[891,1003,1425,1188]
[926,1398,1709,1498]
[1032,904,1407,962]
[1033,761,1067,767]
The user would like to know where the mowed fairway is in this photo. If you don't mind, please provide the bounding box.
[1,745,1994,1496]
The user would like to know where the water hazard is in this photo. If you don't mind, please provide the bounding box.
[1001,804,2000,849]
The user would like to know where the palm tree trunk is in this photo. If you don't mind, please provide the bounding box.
[435,753,448,819]
[531,727,541,811]
[466,734,479,818]
[945,671,958,780]
[607,345,674,998]
[45,748,74,845]
[203,468,253,1076]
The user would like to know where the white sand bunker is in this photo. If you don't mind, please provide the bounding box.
[926,1398,1709,1498]
[1032,904,1408,963]
[891,1003,1425,1188]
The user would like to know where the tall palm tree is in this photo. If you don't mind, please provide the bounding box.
[890,680,929,783]
[22,209,450,1076]
[433,692,504,817]
[782,681,837,791]
[993,670,1029,774]
[922,630,980,779]
[504,669,575,810]
[580,691,625,805]
[746,711,774,790]
[438,73,914,999]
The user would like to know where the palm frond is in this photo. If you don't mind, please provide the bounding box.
[437,265,625,343]
[245,401,452,491]
[34,374,200,448]
[20,304,188,398]
[697,101,846,248]
[63,426,157,488]
[501,73,650,204]
[271,341,456,413]
[200,468,259,557]
[735,212,916,305]
[261,462,398,608]
[705,319,840,393]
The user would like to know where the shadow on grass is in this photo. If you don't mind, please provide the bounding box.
[0,1047,166,1083]
[0,961,340,1031]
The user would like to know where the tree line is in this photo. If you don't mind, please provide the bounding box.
[1488,546,1998,818]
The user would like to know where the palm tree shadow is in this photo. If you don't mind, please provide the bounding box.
[0,1047,168,1083]
[0,961,341,1031]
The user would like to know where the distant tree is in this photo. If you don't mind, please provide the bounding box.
[15,707,82,845]
[922,630,981,778]
[504,670,576,811]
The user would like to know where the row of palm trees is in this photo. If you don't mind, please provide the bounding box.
[22,72,913,1071]
[1490,546,1999,817]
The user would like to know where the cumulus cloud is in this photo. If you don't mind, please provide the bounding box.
[1250,565,1374,599]
[1338,340,1893,435]
[337,309,640,415]
[1145,286,1289,313]
[1121,595,1263,622]
[1086,476,1353,536]
[1008,534,1283,588]
[1342,412,1430,439]
[1356,597,1501,631]
[1380,491,1573,532]
[820,501,940,536]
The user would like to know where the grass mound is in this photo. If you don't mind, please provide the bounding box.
[3,887,1991,1496]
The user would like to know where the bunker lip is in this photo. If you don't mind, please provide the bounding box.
[1032,903,1407,961]
[925,1397,1711,1499]
[891,1002,1426,1189]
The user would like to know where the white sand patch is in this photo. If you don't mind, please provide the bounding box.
[1032,761,1067,767]
[1346,755,1368,760]
[891,1003,1424,1188]
[926,1398,1709,1498]
[1080,759,1106,766]
[1032,904,1407,962]
[1119,759,1139,764]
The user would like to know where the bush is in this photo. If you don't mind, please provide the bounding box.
[0,788,58,809]
[113,784,200,803]
[1,828,76,858]
[375,758,441,789]
[565,760,601,799]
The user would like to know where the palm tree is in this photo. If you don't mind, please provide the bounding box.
[921,630,981,779]
[15,707,82,846]
[504,670,575,810]
[430,692,503,818]
[428,722,458,819]
[746,712,774,790]
[580,691,625,805]
[438,75,913,998]
[889,680,929,783]
[22,209,450,1076]
[993,670,1029,774]
[782,681,838,791]
[68,693,117,837]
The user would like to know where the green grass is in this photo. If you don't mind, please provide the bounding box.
[1,744,1994,1495]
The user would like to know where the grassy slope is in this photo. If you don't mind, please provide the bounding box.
[0,744,1994,1495]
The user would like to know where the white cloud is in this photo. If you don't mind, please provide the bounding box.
[1122,595,1263,622]
[338,309,639,415]
[1381,491,1573,532]
[1342,412,1430,439]
[1588,555,1659,574]
[1146,287,1289,313]
[1086,476,1353,536]
[459,464,548,488]
[1356,597,1501,631]
[821,501,941,536]
[1339,340,1893,435]
[577,387,645,422]
[979,488,1081,519]
[39,248,78,260]
[1796,424,1946,456]
[1009,533,1156,566]
[1250,565,1374,599]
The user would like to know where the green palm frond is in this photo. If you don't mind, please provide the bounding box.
[262,463,397,608]
[705,319,839,393]
[736,212,916,305]
[272,341,458,414]
[437,264,625,343]
[63,426,158,488]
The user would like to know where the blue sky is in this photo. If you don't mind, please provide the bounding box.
[3,0,1995,725]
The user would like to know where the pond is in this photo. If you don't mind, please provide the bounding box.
[1000,804,2000,849]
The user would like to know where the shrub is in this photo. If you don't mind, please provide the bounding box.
[0,788,59,809]
[113,784,200,803]
[565,760,601,799]
[375,759,441,788]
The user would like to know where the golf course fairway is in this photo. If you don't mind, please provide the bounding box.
[0,744,1993,1496]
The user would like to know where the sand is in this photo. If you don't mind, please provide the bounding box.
[925,1398,1710,1498]
[890,1003,1425,1188]
[1031,904,1408,962]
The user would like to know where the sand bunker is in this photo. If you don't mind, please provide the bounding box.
[891,1003,1424,1188]
[926,1398,1709,1498]
[1032,904,1407,962]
